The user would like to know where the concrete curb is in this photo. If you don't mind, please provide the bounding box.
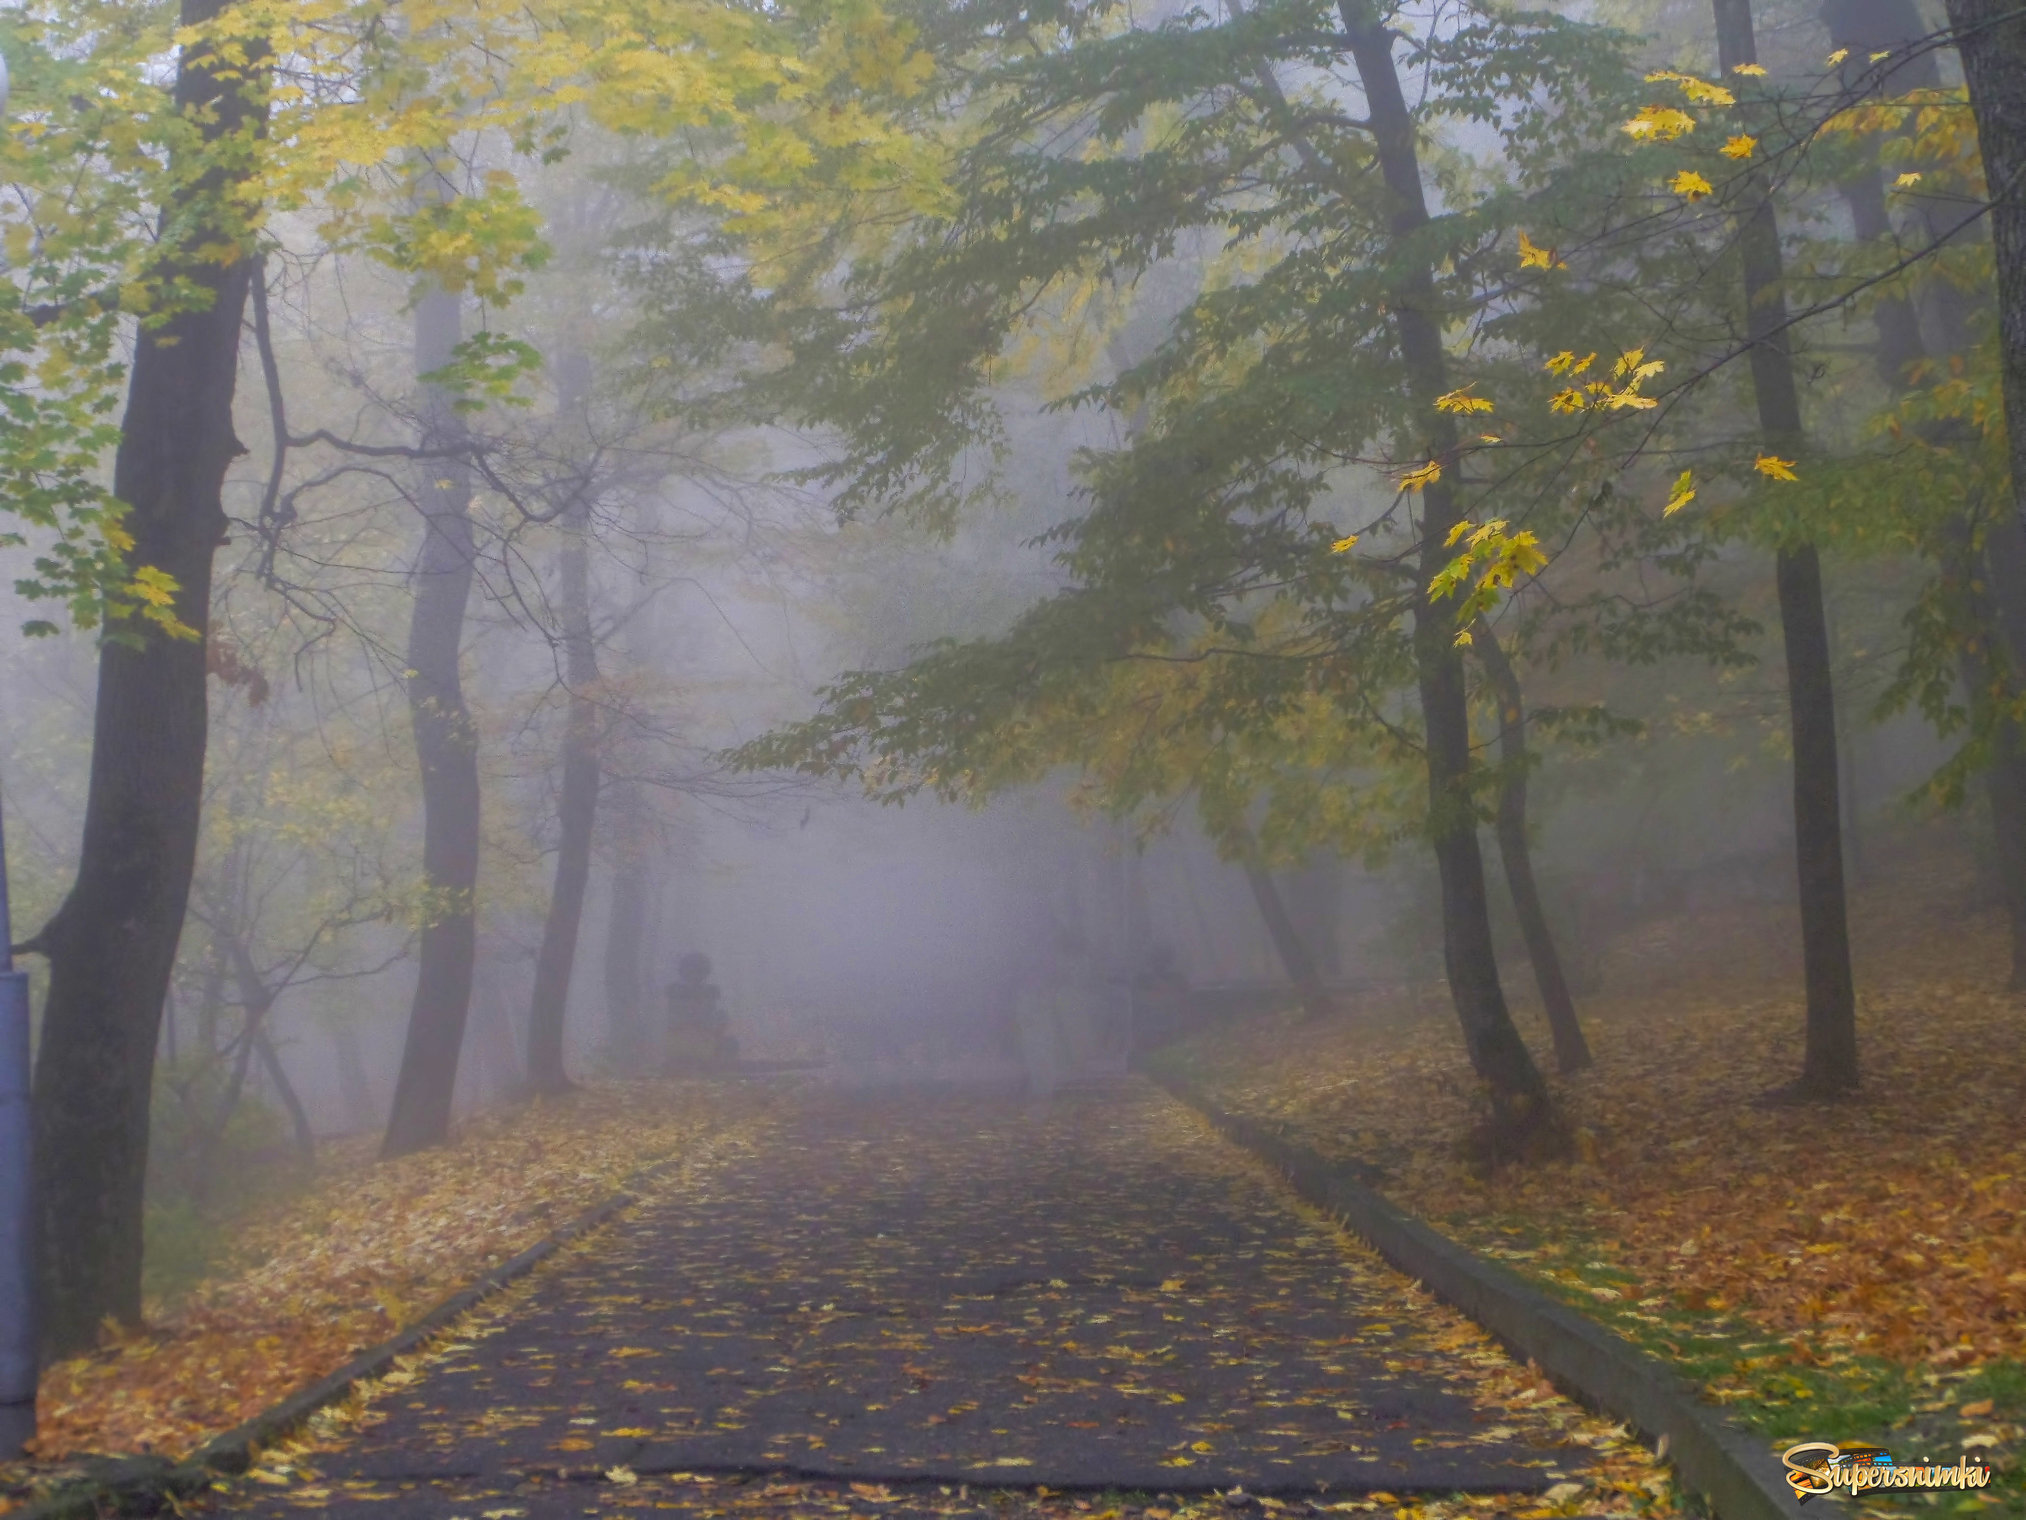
[11,1150,696,1520]
[1146,1068,1814,1520]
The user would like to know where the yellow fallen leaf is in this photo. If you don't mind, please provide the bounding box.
[1959,1399,1994,1417]
[605,1466,639,1486]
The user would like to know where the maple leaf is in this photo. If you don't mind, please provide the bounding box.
[1663,471,1697,516]
[1644,69,1735,106]
[1670,170,1715,201]
[605,1466,639,1486]
[1399,460,1442,491]
[1893,171,1923,189]
[1545,350,1596,376]
[1436,387,1495,414]
[1549,388,1589,414]
[1826,47,1850,65]
[1721,135,1757,160]
[1754,454,1799,481]
[1623,105,1698,142]
[1516,231,1564,270]
[1732,62,1767,75]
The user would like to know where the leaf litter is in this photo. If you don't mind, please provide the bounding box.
[177,1084,1678,1520]
[3,1080,762,1497]
[1166,845,2023,1514]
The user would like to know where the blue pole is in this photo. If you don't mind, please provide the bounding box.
[0,787,35,1456]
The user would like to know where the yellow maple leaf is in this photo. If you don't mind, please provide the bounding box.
[1732,62,1767,76]
[1754,453,1799,481]
[1721,134,1757,159]
[1400,460,1442,491]
[606,1467,639,1486]
[1670,169,1714,200]
[1549,388,1589,414]
[1544,350,1596,376]
[1330,535,1360,554]
[1644,69,1735,107]
[1623,105,1698,142]
[1516,231,1564,269]
[1663,470,1696,515]
[1893,171,1922,189]
[1435,386,1495,414]
[1826,48,1849,65]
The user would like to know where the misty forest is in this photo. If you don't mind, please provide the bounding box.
[0,0,2022,1515]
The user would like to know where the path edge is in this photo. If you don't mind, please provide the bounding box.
[11,1151,693,1520]
[1145,1067,1815,1520]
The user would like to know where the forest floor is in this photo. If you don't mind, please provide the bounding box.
[1156,843,2025,1520]
[4,1079,766,1490]
[177,1084,1676,1520]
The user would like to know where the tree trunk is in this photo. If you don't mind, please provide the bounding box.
[252,1030,316,1163]
[602,780,652,1067]
[525,351,603,1095]
[1471,621,1591,1073]
[381,268,483,1158]
[28,0,267,1359]
[1239,854,1334,1020]
[1715,0,1859,1096]
[1338,0,1554,1147]
[1944,0,2026,564]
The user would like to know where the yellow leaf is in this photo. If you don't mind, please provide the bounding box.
[1671,170,1715,201]
[1732,62,1767,76]
[1754,454,1799,481]
[1664,470,1696,515]
[1545,350,1596,376]
[1446,519,1475,548]
[1436,387,1495,414]
[1644,70,1735,106]
[1400,460,1442,491]
[1721,134,1757,159]
[1330,536,1360,554]
[1826,48,1850,65]
[1549,388,1589,414]
[1893,171,1923,189]
[1160,1277,1187,1290]
[1516,231,1564,270]
[1191,1440,1214,1452]
[1454,629,1474,647]
[1959,1399,1995,1417]
[1623,105,1698,142]
[605,1467,639,1486]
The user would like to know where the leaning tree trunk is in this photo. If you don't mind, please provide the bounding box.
[1339,0,1555,1148]
[381,266,483,1158]
[1471,621,1591,1073]
[602,779,652,1067]
[28,0,268,1359]
[525,349,603,1095]
[1239,853,1334,1021]
[1714,0,1859,1096]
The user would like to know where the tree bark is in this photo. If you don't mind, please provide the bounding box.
[1338,0,1554,1146]
[525,351,602,1095]
[252,1029,316,1163]
[28,0,268,1358]
[381,267,483,1158]
[1239,854,1334,1020]
[1471,622,1591,1073]
[602,780,652,1067]
[1714,0,1860,1096]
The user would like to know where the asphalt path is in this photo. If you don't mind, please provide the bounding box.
[197,1081,1590,1517]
